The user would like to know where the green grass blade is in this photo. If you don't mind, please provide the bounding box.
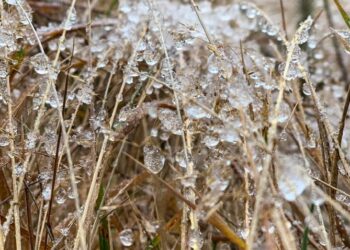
[301,204,315,250]
[333,0,350,29]
[97,186,110,250]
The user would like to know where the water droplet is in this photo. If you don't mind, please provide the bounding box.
[119,228,134,247]
[143,144,165,174]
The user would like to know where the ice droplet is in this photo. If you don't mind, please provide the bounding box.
[185,105,210,119]
[0,59,7,78]
[278,60,301,80]
[59,227,69,237]
[0,29,15,49]
[218,125,239,143]
[296,16,313,44]
[175,150,190,169]
[144,49,160,66]
[203,135,219,148]
[31,53,49,75]
[5,0,23,5]
[67,187,75,199]
[216,242,231,250]
[26,132,38,150]
[42,185,52,201]
[64,7,77,30]
[15,164,25,177]
[0,134,9,147]
[310,189,324,206]
[158,109,182,135]
[55,187,67,204]
[208,53,219,74]
[150,128,158,137]
[118,105,139,122]
[189,229,203,249]
[143,144,165,174]
[332,29,350,54]
[119,228,134,247]
[76,85,94,104]
[302,82,311,96]
[278,156,310,201]
[16,1,33,25]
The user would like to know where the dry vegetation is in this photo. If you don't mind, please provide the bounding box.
[1,0,350,249]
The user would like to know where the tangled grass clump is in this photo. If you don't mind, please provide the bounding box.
[1,0,350,249]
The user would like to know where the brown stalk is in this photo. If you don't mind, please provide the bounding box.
[44,48,74,249]
[279,0,288,40]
